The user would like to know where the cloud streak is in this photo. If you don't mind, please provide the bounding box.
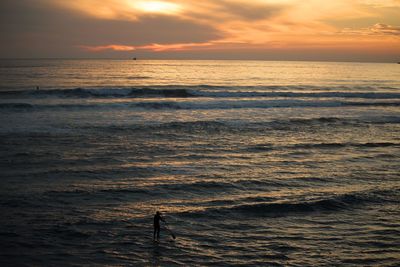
[339,23,400,36]
[80,43,201,52]
[80,44,136,52]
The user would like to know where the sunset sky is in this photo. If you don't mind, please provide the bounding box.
[1,0,399,61]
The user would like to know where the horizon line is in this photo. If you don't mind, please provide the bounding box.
[0,58,398,64]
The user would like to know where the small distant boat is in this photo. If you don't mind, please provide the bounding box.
[132,57,137,60]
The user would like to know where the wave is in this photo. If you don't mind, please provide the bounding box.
[12,116,393,137]
[1,86,400,99]
[157,179,294,194]
[131,100,400,110]
[181,188,400,217]
[2,99,399,111]
[0,103,33,109]
[251,141,400,152]
[290,142,400,150]
[195,91,400,99]
[43,188,150,199]
[0,87,195,98]
[40,179,283,200]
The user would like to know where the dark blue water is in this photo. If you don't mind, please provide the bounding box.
[1,60,399,266]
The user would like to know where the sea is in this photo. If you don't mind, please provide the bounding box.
[0,59,399,266]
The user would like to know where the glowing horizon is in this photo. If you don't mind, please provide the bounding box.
[1,0,399,61]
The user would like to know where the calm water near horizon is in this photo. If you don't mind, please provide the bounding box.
[1,60,399,266]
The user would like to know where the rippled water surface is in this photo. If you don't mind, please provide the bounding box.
[1,60,399,266]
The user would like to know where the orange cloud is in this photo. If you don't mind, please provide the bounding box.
[139,42,214,51]
[339,23,400,36]
[80,44,136,52]
[80,42,218,52]
[44,0,400,55]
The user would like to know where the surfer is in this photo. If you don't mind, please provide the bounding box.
[153,211,165,241]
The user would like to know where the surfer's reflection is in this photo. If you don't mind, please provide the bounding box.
[150,243,162,267]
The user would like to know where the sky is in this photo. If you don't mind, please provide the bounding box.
[0,0,399,61]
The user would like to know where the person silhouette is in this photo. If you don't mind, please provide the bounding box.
[153,211,165,241]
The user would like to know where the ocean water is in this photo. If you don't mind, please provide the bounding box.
[0,59,399,266]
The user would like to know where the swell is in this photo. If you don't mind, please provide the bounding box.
[180,188,400,217]
[38,179,285,201]
[56,117,400,135]
[251,141,400,152]
[286,142,400,150]
[129,100,400,110]
[36,183,399,216]
[0,103,33,109]
[1,86,400,99]
[16,178,299,209]
[0,88,195,98]
[90,116,400,132]
[198,91,400,99]
[2,116,395,136]
[1,100,400,111]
